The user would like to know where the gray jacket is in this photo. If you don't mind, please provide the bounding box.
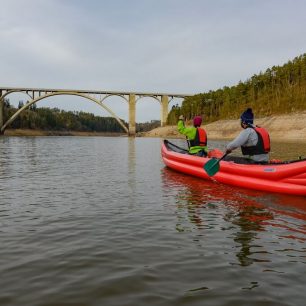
[226,127,269,162]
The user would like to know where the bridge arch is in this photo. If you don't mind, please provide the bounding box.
[101,93,129,104]
[134,95,162,124]
[0,91,129,134]
[0,89,34,101]
[136,95,160,103]
[0,86,192,136]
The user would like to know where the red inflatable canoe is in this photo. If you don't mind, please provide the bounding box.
[161,140,306,196]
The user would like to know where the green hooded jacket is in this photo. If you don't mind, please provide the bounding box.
[177,120,208,154]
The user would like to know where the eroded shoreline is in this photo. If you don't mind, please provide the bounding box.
[3,112,306,142]
[141,112,306,143]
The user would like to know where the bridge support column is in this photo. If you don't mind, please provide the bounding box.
[161,95,168,127]
[0,94,4,135]
[128,94,136,136]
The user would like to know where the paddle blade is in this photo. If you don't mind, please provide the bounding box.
[203,158,220,176]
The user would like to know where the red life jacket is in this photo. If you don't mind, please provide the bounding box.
[189,128,207,147]
[241,126,271,155]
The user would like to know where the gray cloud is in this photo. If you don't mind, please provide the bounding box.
[1,0,306,122]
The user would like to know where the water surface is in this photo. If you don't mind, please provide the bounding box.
[0,136,305,306]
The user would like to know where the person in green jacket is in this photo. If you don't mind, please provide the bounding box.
[178,115,208,157]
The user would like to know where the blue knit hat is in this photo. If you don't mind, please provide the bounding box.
[240,108,254,124]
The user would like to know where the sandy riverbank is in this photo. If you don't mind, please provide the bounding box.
[3,112,306,142]
[140,112,306,142]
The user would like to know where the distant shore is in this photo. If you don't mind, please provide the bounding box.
[3,112,306,142]
[140,112,306,143]
[4,129,126,137]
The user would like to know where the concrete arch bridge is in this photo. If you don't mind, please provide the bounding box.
[0,87,191,135]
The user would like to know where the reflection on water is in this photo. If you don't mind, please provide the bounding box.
[161,167,306,268]
[0,136,306,306]
[226,204,273,267]
[127,137,136,205]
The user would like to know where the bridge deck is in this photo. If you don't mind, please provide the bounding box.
[0,87,192,98]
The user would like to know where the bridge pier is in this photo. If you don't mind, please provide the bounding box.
[161,95,168,127]
[128,94,136,136]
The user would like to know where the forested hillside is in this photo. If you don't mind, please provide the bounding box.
[167,54,306,124]
[3,101,126,132]
[2,101,160,133]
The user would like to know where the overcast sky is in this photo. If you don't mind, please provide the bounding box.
[1,0,306,122]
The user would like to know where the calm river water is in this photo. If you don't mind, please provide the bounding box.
[0,136,305,306]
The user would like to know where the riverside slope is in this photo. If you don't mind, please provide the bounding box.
[141,112,306,142]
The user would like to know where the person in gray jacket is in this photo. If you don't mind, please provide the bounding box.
[224,108,270,164]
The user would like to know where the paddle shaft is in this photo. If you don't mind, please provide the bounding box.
[165,140,189,153]
[218,152,229,162]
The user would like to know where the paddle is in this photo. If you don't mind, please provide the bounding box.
[186,137,190,149]
[203,152,229,176]
[165,140,189,153]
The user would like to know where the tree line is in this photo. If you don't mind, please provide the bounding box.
[167,53,306,124]
[2,101,160,133]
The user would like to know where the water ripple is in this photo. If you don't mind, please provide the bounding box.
[0,137,305,306]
